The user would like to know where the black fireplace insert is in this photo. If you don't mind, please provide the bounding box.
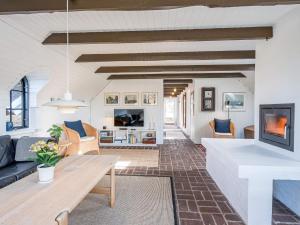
[259,103,295,152]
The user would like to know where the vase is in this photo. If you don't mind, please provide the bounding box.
[37,164,55,183]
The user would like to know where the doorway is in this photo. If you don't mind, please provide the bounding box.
[164,97,177,125]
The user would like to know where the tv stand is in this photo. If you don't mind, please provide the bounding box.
[99,129,157,147]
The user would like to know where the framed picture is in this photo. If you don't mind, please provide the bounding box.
[123,92,139,106]
[104,93,120,105]
[201,87,215,111]
[223,92,246,111]
[142,92,158,105]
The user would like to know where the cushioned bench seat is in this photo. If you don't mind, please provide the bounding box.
[0,162,37,188]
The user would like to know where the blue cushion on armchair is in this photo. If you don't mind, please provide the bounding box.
[214,119,231,133]
[64,120,87,138]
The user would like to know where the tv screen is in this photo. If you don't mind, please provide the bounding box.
[114,109,144,127]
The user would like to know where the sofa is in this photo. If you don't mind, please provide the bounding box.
[0,135,48,189]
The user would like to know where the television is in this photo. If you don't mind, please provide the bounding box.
[114,109,144,127]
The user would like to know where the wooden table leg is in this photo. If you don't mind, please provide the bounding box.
[110,166,116,208]
[90,166,116,208]
[56,211,69,225]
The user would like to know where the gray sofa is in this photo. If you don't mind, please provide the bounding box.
[0,135,48,188]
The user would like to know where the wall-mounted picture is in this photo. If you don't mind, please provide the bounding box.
[223,92,246,111]
[123,92,139,106]
[142,92,158,105]
[201,87,215,111]
[104,93,120,105]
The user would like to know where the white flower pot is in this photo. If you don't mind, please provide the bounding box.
[37,164,55,183]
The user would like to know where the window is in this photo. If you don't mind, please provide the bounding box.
[6,77,29,131]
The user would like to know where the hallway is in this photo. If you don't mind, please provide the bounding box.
[115,131,300,225]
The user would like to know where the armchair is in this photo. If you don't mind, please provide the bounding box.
[62,122,100,156]
[209,120,236,139]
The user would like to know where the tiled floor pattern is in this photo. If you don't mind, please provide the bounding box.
[107,138,300,225]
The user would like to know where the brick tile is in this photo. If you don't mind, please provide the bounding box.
[273,215,298,223]
[179,212,201,220]
[217,201,233,214]
[178,200,189,211]
[181,219,204,225]
[188,200,199,212]
[202,214,216,225]
[224,214,243,222]
[197,200,217,207]
[199,206,221,214]
[212,214,227,225]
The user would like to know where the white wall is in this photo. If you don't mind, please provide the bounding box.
[255,7,300,215]
[178,85,194,136]
[90,80,164,144]
[0,19,108,136]
[188,78,254,144]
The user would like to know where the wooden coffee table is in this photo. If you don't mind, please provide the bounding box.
[0,155,119,225]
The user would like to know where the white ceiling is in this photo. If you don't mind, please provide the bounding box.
[0,5,298,100]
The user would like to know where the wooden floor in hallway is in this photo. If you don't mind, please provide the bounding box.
[112,131,300,225]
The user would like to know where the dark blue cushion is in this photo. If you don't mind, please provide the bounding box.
[214,119,231,133]
[64,120,87,138]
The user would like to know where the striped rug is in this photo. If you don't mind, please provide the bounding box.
[70,176,175,225]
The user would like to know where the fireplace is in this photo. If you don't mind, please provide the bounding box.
[260,104,295,151]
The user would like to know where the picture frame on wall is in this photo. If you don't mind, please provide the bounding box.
[142,92,158,105]
[104,93,120,105]
[223,92,246,111]
[123,92,139,106]
[201,87,215,111]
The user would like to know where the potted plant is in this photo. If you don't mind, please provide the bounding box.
[47,124,63,143]
[30,141,61,183]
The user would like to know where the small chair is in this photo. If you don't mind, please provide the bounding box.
[209,120,236,139]
[62,122,100,156]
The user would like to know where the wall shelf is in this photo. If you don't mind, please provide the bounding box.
[99,129,157,147]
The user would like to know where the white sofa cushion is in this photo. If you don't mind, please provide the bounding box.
[80,136,96,142]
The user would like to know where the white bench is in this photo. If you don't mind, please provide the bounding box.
[202,138,300,225]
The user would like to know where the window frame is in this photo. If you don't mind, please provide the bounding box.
[6,77,29,130]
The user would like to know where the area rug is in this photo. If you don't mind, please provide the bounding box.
[70,176,175,225]
[100,149,159,169]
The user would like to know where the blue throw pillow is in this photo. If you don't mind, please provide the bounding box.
[214,119,231,133]
[64,120,87,137]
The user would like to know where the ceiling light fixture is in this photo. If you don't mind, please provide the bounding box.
[174,88,177,92]
[43,0,87,114]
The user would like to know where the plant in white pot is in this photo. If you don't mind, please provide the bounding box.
[30,141,61,183]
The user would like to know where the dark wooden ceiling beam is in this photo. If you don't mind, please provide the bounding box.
[107,73,246,80]
[43,27,273,45]
[164,79,193,84]
[164,84,189,87]
[76,51,255,62]
[164,88,186,92]
[96,64,255,73]
[1,0,300,14]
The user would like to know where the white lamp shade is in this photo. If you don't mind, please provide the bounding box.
[43,98,88,114]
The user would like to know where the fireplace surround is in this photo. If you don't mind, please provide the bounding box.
[259,103,295,152]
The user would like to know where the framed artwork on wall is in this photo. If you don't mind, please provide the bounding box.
[223,92,246,111]
[123,92,139,106]
[104,93,120,105]
[142,92,158,105]
[201,87,215,111]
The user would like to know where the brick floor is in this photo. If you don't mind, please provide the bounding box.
[111,138,300,225]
